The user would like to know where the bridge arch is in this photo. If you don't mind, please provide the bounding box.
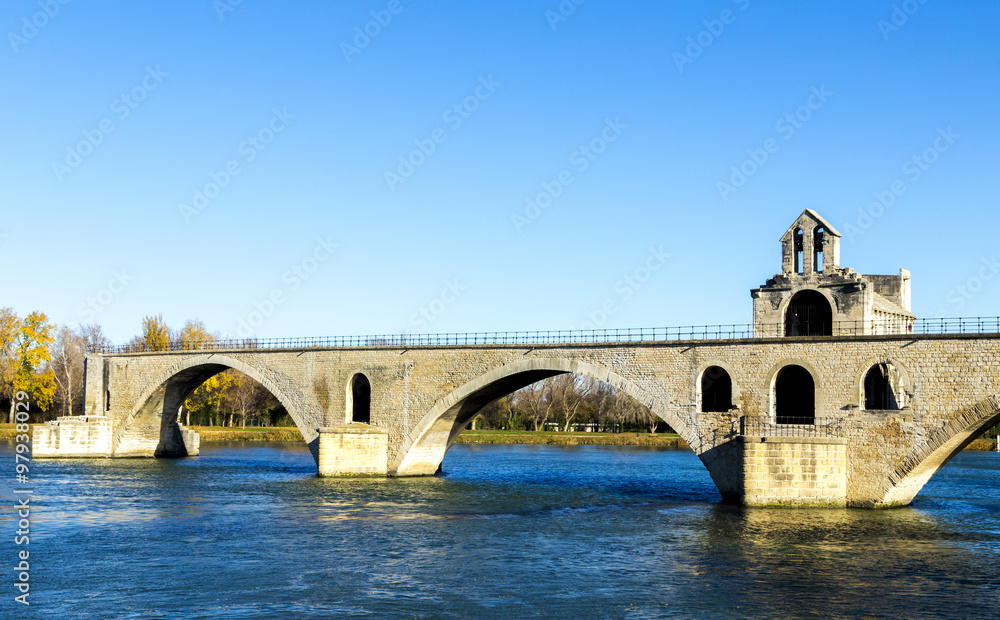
[115,354,318,460]
[874,396,1000,507]
[393,357,729,487]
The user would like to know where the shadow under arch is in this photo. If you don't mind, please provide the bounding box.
[392,357,724,489]
[873,395,1000,508]
[115,354,318,462]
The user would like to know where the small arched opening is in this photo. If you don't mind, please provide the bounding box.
[814,227,825,273]
[774,365,815,425]
[700,366,733,413]
[350,374,371,424]
[794,227,804,274]
[863,363,898,410]
[785,290,833,337]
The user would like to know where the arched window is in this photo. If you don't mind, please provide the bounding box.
[863,363,898,410]
[350,374,371,424]
[774,365,815,425]
[814,227,825,273]
[785,290,832,337]
[701,366,732,412]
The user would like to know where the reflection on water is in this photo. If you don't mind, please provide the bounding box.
[2,442,998,619]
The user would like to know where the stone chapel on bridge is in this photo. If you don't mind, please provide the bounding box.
[751,209,914,337]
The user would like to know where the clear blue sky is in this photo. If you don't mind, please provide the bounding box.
[2,0,998,344]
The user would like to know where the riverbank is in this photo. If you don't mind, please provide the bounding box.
[455,430,690,447]
[188,426,304,442]
[8,425,998,450]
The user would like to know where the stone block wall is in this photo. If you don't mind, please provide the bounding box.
[33,416,113,457]
[318,424,389,476]
[740,436,847,506]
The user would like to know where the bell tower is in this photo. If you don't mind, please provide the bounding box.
[780,210,841,276]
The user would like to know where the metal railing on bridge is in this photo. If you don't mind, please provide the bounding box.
[90,316,1000,354]
[739,416,843,438]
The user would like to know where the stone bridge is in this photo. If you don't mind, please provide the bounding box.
[34,331,1000,508]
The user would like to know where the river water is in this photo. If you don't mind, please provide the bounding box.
[3,442,999,619]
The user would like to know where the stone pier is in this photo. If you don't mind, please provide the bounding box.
[739,436,848,506]
[317,425,389,476]
[33,416,113,458]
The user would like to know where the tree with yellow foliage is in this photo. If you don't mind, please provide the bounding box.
[0,308,20,421]
[140,314,171,351]
[2,310,56,423]
[183,370,234,426]
[177,319,214,350]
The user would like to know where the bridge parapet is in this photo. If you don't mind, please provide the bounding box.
[87,317,1000,355]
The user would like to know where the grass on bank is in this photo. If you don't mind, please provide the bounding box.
[188,425,304,442]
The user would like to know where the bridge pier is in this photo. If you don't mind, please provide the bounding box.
[317,425,389,476]
[737,436,848,506]
[33,416,200,458]
[33,416,114,458]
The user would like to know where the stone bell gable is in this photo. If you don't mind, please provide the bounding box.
[752,209,913,336]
